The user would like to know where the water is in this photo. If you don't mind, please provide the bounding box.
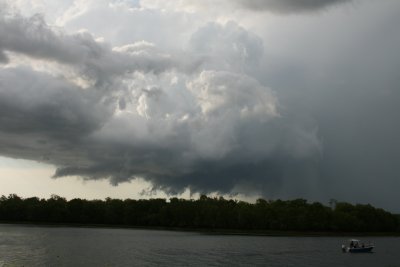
[0,224,399,267]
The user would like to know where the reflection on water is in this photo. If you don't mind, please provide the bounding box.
[0,224,399,267]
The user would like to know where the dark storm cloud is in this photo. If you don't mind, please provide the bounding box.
[233,0,352,13]
[0,67,108,162]
[48,69,319,190]
[0,68,103,135]
[249,0,400,211]
[0,7,322,200]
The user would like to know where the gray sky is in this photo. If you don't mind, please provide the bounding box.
[1,0,400,212]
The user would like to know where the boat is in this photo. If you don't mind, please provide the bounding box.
[341,239,374,253]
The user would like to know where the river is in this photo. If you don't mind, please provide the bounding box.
[0,224,399,266]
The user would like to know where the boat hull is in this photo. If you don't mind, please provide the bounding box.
[348,246,374,253]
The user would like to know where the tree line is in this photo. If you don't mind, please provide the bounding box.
[0,194,398,232]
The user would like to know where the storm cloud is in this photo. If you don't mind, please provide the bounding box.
[1,0,400,211]
[0,6,321,197]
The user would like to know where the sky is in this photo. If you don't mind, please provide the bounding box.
[0,0,400,212]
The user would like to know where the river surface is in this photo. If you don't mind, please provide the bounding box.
[0,224,399,267]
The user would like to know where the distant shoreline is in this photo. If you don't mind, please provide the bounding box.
[1,195,399,234]
[1,221,399,237]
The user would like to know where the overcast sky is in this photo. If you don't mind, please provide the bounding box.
[1,0,399,212]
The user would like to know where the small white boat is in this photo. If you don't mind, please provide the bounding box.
[342,239,374,253]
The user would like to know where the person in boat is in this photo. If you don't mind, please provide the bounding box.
[350,241,354,248]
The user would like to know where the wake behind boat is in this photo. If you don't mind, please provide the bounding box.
[342,239,374,253]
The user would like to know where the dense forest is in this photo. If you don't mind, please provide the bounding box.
[0,194,399,233]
